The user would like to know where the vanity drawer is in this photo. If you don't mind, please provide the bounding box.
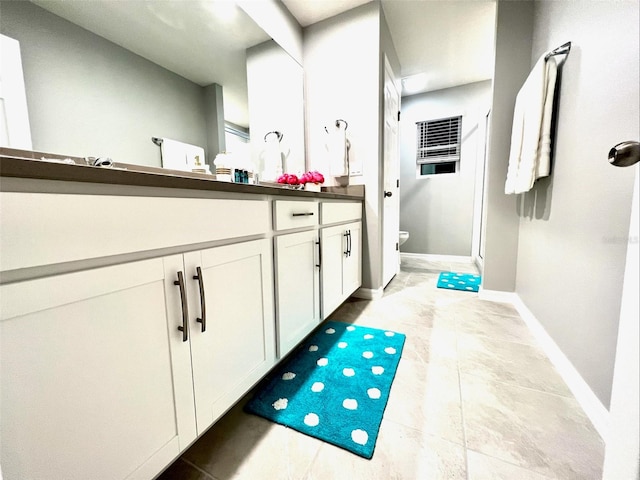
[0,193,270,271]
[273,200,319,231]
[320,202,362,225]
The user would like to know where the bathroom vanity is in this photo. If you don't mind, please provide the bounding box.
[0,149,363,480]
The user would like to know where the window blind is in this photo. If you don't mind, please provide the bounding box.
[416,116,462,164]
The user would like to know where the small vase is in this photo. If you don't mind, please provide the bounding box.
[305,183,322,192]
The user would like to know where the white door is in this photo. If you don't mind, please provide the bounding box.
[382,55,401,287]
[185,239,275,434]
[602,164,639,480]
[275,230,321,358]
[0,257,196,480]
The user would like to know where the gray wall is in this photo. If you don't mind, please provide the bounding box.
[515,0,639,408]
[0,1,208,166]
[304,2,401,293]
[482,0,534,291]
[400,81,492,256]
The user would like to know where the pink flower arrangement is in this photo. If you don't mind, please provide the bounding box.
[277,173,300,185]
[299,171,325,185]
[277,171,325,186]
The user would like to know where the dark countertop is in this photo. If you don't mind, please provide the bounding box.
[0,148,364,200]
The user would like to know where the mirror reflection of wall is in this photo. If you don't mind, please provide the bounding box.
[246,39,305,181]
[0,0,305,178]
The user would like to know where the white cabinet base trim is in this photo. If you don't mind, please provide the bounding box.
[352,286,383,300]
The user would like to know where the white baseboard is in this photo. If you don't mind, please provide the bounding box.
[352,286,384,300]
[511,294,610,441]
[480,288,610,441]
[478,288,518,303]
[400,253,474,264]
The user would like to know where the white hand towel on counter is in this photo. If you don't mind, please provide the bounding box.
[326,122,349,177]
[158,137,206,172]
[505,54,558,194]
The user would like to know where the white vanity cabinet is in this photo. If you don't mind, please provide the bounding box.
[273,201,321,358]
[0,239,275,480]
[0,191,275,480]
[0,257,197,480]
[183,240,275,433]
[320,202,363,319]
[0,180,362,480]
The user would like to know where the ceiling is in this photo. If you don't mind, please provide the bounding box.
[283,0,497,95]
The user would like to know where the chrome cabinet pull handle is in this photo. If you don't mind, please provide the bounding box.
[347,230,352,257]
[193,266,206,333]
[292,212,314,217]
[344,231,350,257]
[174,271,189,342]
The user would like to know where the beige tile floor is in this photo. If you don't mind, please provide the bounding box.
[157,256,604,480]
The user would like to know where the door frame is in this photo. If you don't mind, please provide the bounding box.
[381,54,401,288]
[602,164,639,479]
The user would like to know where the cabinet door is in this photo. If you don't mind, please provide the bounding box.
[320,224,349,319]
[0,257,197,480]
[275,230,321,358]
[342,221,363,298]
[184,239,275,433]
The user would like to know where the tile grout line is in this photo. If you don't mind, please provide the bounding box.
[179,457,220,480]
[459,369,578,401]
[298,440,324,479]
[453,312,472,480]
[465,448,557,480]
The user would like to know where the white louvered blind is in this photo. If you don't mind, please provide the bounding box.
[416,116,462,164]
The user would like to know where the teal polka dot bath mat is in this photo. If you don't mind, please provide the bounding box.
[244,321,405,459]
[437,271,482,292]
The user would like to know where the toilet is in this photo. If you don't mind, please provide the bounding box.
[399,231,409,247]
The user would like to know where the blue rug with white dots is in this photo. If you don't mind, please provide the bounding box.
[244,321,405,459]
[437,271,482,292]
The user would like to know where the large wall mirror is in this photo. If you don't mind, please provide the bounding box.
[0,0,305,177]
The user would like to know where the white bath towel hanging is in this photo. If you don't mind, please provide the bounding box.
[505,54,558,194]
[326,121,349,177]
[261,132,283,182]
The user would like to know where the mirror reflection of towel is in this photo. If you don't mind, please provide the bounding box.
[326,122,349,176]
[262,134,283,181]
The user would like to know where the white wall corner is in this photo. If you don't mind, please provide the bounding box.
[484,290,611,442]
[351,286,384,300]
[237,0,303,65]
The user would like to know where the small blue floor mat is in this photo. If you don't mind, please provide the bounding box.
[437,272,482,292]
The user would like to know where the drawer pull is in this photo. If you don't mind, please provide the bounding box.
[292,212,314,217]
[193,266,206,333]
[174,271,189,342]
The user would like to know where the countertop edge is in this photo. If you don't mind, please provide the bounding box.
[0,156,364,200]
